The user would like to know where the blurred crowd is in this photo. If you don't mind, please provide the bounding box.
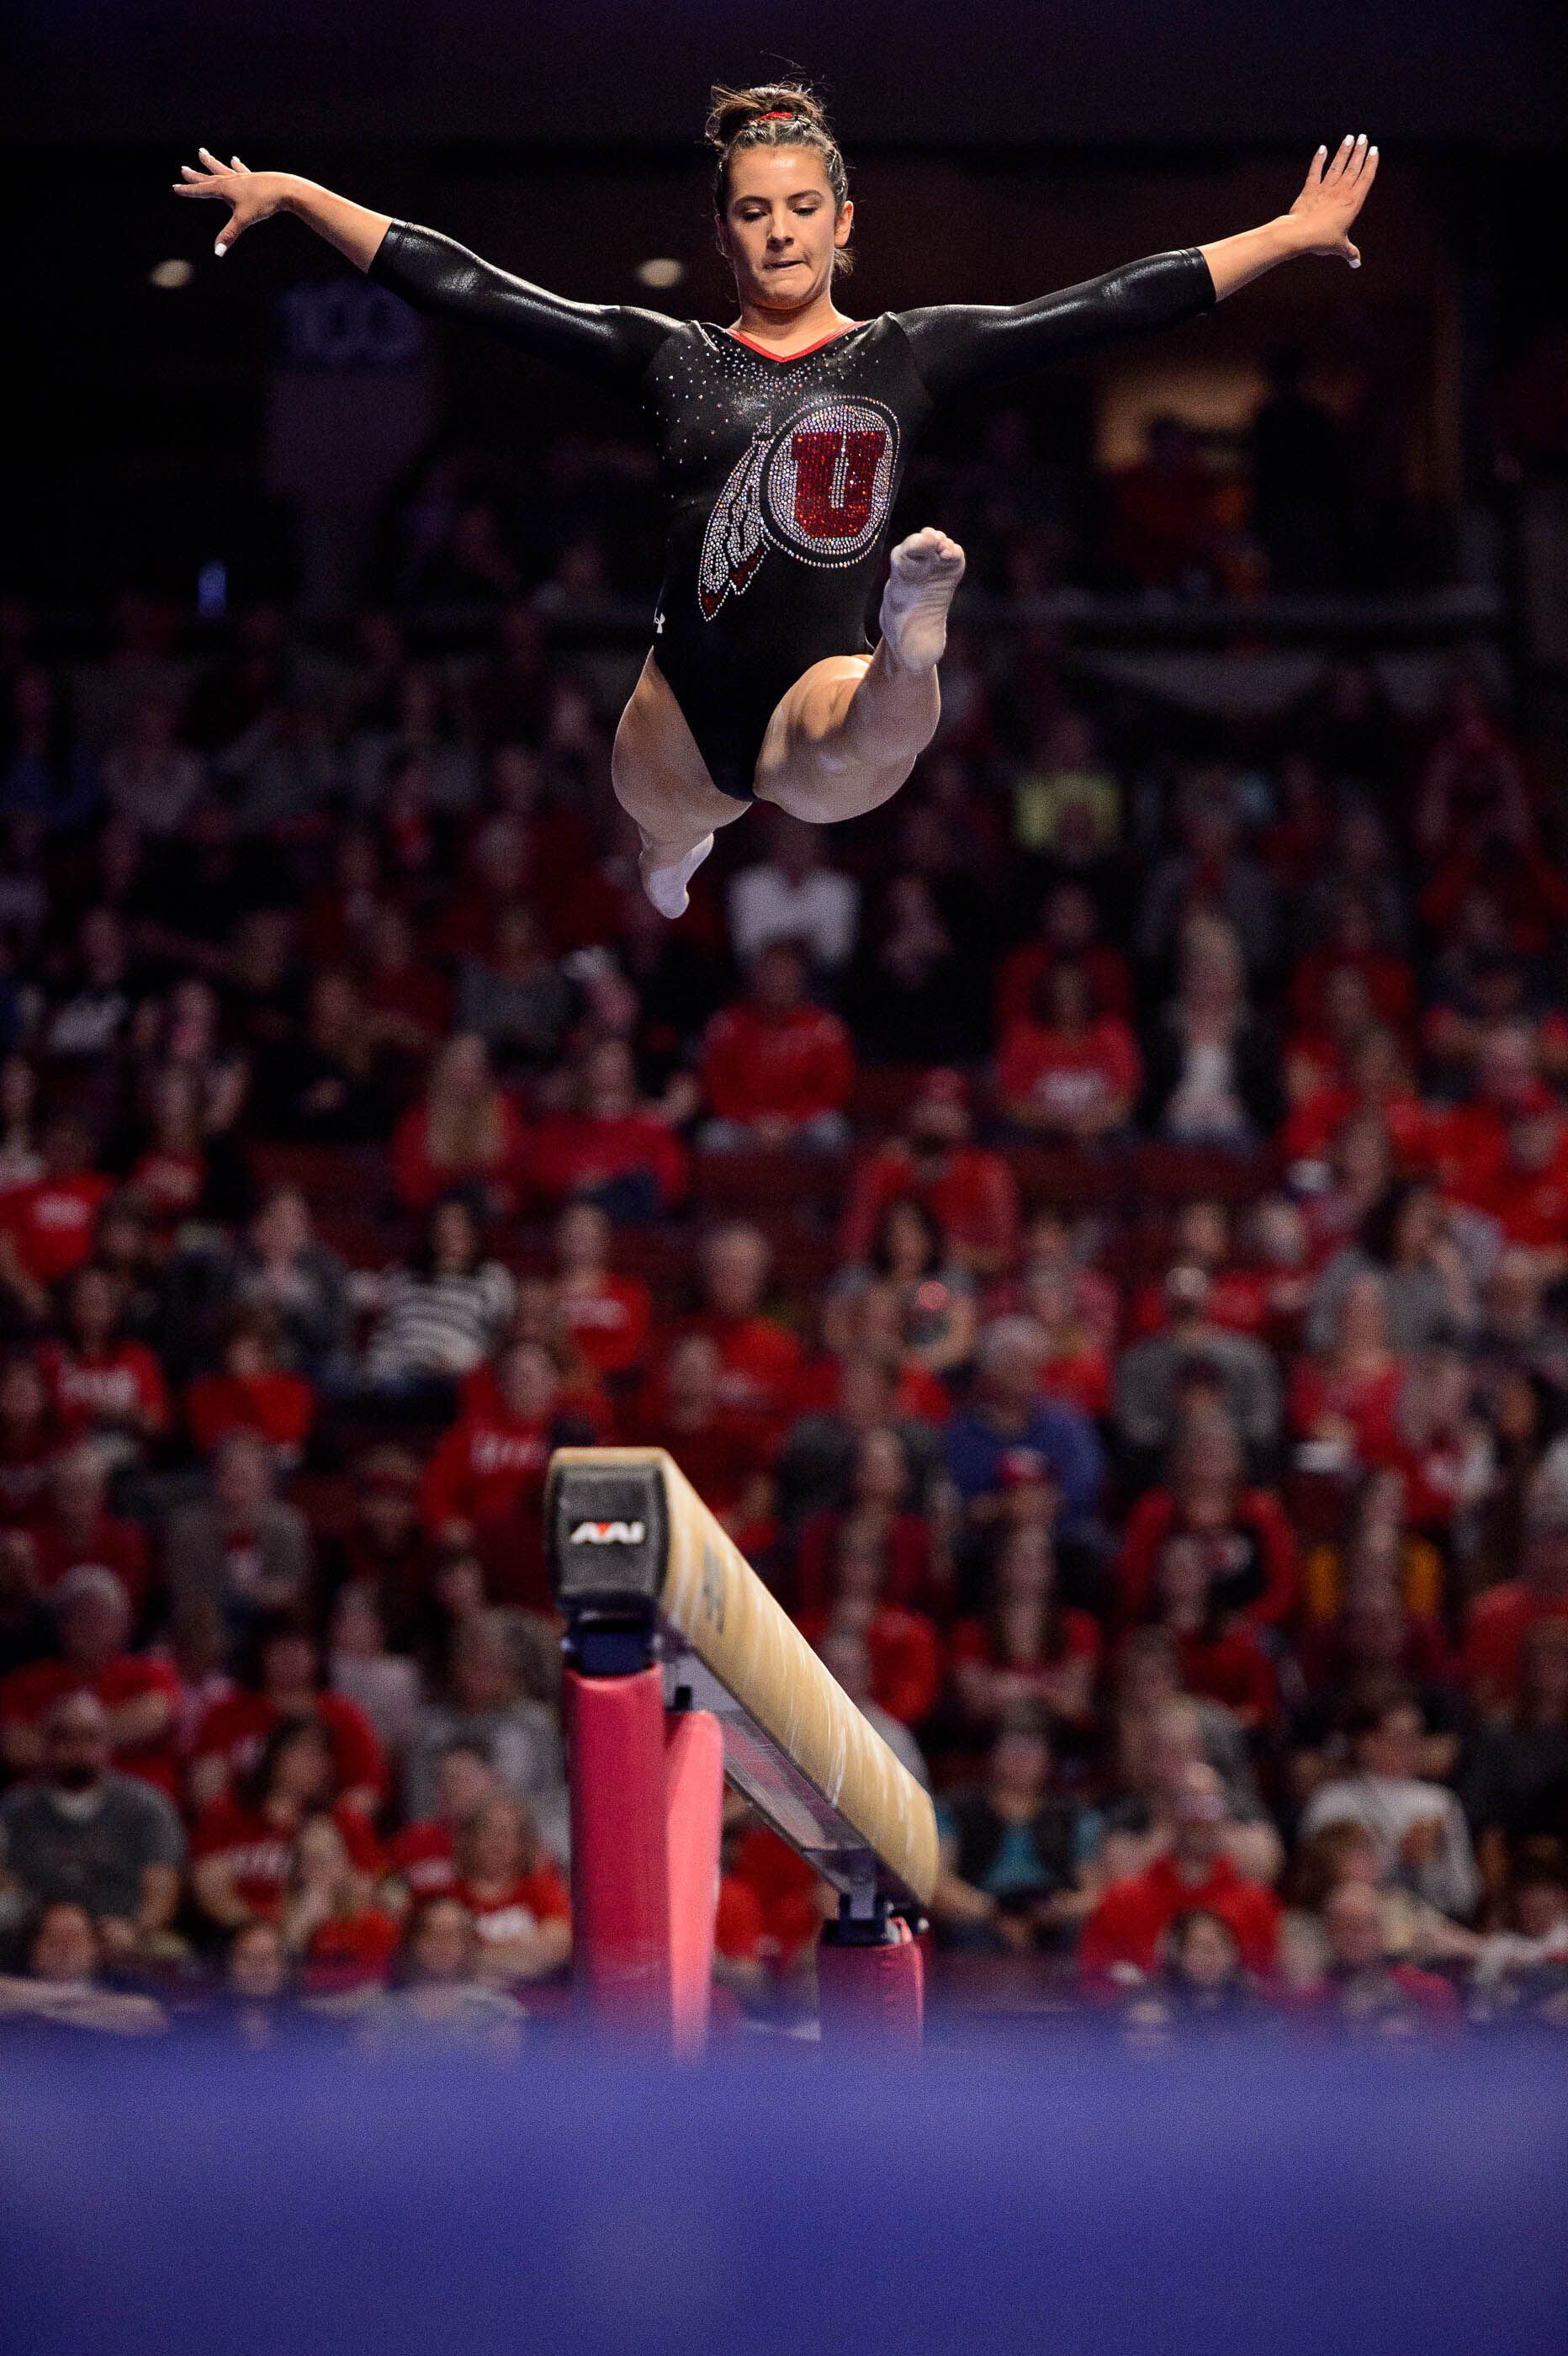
[1,424,1566,2055]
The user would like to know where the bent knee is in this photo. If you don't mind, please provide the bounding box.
[756,759,916,826]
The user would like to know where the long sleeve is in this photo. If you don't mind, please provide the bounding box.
[893,247,1216,406]
[368,220,680,397]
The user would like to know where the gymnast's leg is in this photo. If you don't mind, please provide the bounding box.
[753,527,965,825]
[612,654,752,917]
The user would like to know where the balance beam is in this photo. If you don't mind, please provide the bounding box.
[546,1446,939,2046]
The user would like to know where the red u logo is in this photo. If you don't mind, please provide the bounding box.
[788,428,887,540]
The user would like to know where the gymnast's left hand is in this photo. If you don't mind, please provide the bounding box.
[172,147,293,255]
[1285,133,1379,268]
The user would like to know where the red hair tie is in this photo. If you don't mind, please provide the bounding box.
[755,110,796,121]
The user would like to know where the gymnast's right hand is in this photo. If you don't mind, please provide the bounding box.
[172,148,291,255]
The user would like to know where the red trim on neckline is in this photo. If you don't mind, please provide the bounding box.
[725,321,862,363]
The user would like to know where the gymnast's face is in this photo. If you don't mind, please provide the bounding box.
[720,146,853,314]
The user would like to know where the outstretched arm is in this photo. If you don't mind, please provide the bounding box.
[173,148,390,268]
[895,135,1379,406]
[1200,133,1379,298]
[172,149,675,395]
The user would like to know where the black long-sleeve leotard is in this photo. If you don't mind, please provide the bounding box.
[369,222,1215,799]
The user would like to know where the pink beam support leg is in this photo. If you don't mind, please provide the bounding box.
[664,1709,724,2059]
[816,1913,924,2050]
[564,1665,672,2038]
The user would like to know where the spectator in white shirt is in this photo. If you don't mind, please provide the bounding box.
[728,813,860,975]
[1300,1684,1481,1920]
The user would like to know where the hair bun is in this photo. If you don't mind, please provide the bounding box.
[704,82,829,151]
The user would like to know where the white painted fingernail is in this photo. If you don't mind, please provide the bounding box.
[214,241,226,257]
[1342,134,1353,145]
[1349,257,1360,269]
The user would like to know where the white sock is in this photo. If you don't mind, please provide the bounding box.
[878,528,966,673]
[640,832,713,919]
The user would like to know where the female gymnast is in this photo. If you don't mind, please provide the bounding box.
[175,87,1378,917]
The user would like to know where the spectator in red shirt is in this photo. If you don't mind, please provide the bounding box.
[1142,1531,1279,1732]
[36,1261,169,1468]
[1288,1269,1404,1466]
[1427,1023,1554,1197]
[680,1223,805,1444]
[124,1063,211,1239]
[1118,1413,1298,1628]
[185,1305,316,1468]
[1282,960,1385,1110]
[27,1443,150,1609]
[190,1616,388,1816]
[724,1812,829,1977]
[391,1032,527,1216]
[698,939,855,1152]
[1368,1347,1489,1536]
[1459,1106,1568,1278]
[530,1038,687,1218]
[1127,1201,1271,1344]
[453,1794,571,1985]
[1290,889,1417,1034]
[0,1566,180,1795]
[421,1338,599,1609]
[281,1809,400,1994]
[993,879,1134,1033]
[388,1739,503,1904]
[996,1207,1119,1355]
[1014,1260,1113,1420]
[0,1113,113,1307]
[794,1425,936,1618]
[1283,1025,1430,1171]
[629,1334,771,1536]
[795,1519,941,1729]
[795,1309,941,1432]
[951,1521,1104,1740]
[1078,1760,1282,1986]
[191,1715,381,1933]
[1464,1444,1568,1711]
[841,1071,1016,1277]
[549,1202,652,1382]
[996,960,1142,1144]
